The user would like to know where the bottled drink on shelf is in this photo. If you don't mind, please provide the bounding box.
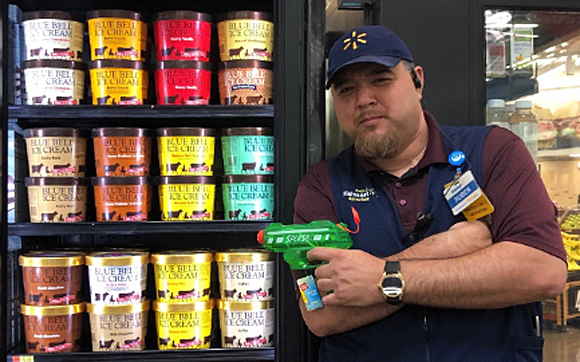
[509,100,538,163]
[505,102,516,120]
[486,99,510,130]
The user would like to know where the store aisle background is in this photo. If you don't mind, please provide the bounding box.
[545,327,580,361]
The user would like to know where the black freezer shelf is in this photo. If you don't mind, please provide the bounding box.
[8,105,274,119]
[7,348,275,361]
[8,221,272,236]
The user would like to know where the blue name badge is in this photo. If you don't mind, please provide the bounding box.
[443,170,482,216]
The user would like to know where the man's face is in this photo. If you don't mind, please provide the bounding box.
[331,62,423,159]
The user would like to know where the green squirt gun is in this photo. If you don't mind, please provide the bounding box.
[256,220,354,269]
[256,208,359,270]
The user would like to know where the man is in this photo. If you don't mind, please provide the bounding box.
[293,25,567,361]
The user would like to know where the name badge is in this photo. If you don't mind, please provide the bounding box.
[444,170,482,216]
[461,192,495,221]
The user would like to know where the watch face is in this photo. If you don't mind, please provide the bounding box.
[381,276,403,297]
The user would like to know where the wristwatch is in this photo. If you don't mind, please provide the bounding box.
[377,261,405,305]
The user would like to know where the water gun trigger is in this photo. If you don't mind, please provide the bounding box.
[283,249,309,270]
[286,249,326,270]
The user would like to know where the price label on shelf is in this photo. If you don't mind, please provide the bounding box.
[12,356,34,362]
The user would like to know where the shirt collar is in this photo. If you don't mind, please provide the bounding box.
[357,111,448,177]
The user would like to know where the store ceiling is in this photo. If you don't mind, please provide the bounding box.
[536,12,580,50]
[325,4,580,54]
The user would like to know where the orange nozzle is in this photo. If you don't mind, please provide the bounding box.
[257,230,264,244]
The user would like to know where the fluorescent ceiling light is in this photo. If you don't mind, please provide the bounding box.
[485,11,512,27]
[501,32,538,38]
[338,0,371,10]
[513,23,539,28]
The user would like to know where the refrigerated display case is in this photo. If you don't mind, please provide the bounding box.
[481,8,580,208]
[487,9,580,335]
[0,0,313,361]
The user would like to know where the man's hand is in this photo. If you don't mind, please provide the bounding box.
[308,248,385,307]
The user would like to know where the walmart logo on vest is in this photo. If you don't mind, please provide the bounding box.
[342,187,376,202]
[343,31,367,51]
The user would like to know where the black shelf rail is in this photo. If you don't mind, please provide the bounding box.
[7,348,275,361]
[8,221,272,236]
[8,105,275,119]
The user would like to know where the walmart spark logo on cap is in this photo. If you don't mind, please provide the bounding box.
[343,31,367,51]
[326,25,415,89]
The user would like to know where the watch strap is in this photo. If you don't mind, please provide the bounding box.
[382,261,403,305]
[385,261,400,274]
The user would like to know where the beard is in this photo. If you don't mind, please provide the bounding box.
[354,129,400,159]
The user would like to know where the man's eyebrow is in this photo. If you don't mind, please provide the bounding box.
[332,77,348,89]
[369,68,395,76]
[332,67,395,88]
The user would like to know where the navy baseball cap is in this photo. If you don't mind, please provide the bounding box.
[326,25,414,89]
